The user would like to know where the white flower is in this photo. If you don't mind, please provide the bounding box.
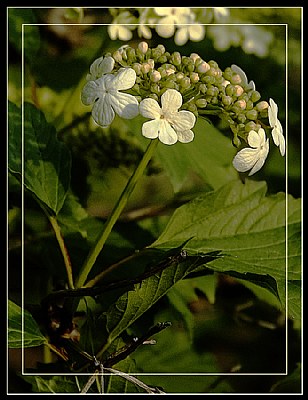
[154,7,193,38]
[139,89,196,145]
[86,55,115,81]
[231,64,255,90]
[108,24,133,41]
[174,14,205,46]
[232,128,269,176]
[81,68,139,127]
[268,98,285,156]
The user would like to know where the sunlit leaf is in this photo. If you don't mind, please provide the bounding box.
[151,179,301,319]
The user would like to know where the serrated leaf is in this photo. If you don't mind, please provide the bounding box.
[8,299,47,348]
[102,246,219,352]
[151,179,301,319]
[8,101,71,214]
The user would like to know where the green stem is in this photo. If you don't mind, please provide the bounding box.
[75,139,159,288]
[49,215,75,290]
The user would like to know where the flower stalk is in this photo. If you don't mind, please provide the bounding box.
[75,138,159,288]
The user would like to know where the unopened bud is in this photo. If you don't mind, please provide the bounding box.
[255,100,269,112]
[190,72,199,83]
[195,98,208,108]
[138,41,148,54]
[197,61,210,74]
[234,85,244,97]
[246,109,258,120]
[150,70,161,82]
[230,74,242,85]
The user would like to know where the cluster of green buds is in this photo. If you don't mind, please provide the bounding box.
[81,41,285,175]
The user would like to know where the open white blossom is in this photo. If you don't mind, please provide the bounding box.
[174,13,205,46]
[154,7,193,39]
[139,89,196,145]
[232,128,269,176]
[231,64,255,90]
[81,68,139,127]
[268,98,285,156]
[86,56,115,81]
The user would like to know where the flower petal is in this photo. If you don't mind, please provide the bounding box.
[247,128,265,148]
[158,119,178,145]
[81,80,100,105]
[109,92,139,119]
[139,98,162,119]
[91,96,115,127]
[171,110,196,131]
[188,24,205,42]
[142,119,161,139]
[87,56,115,80]
[268,98,278,128]
[161,89,182,113]
[111,68,137,91]
[177,130,194,143]
[232,147,260,172]
[174,27,189,46]
[155,17,176,38]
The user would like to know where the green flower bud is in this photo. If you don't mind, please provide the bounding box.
[195,98,208,108]
[190,72,199,83]
[126,47,136,63]
[245,121,257,132]
[175,72,185,82]
[222,95,233,106]
[237,113,246,123]
[157,55,168,64]
[180,76,191,89]
[113,50,123,63]
[201,75,215,85]
[246,100,254,110]
[150,83,161,95]
[171,51,182,66]
[148,93,159,101]
[198,83,207,94]
[246,109,258,120]
[232,134,242,147]
[225,84,235,96]
[132,63,142,75]
[250,90,261,102]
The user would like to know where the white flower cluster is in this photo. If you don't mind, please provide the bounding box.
[232,97,285,175]
[81,54,196,145]
[81,44,285,175]
[107,7,274,57]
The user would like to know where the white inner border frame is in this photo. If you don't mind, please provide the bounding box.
[15,13,290,380]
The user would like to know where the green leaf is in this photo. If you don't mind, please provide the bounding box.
[8,101,71,214]
[8,299,47,348]
[22,375,79,393]
[102,246,219,352]
[8,8,40,61]
[269,363,301,393]
[151,179,301,319]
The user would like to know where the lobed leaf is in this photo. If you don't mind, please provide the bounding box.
[8,299,47,348]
